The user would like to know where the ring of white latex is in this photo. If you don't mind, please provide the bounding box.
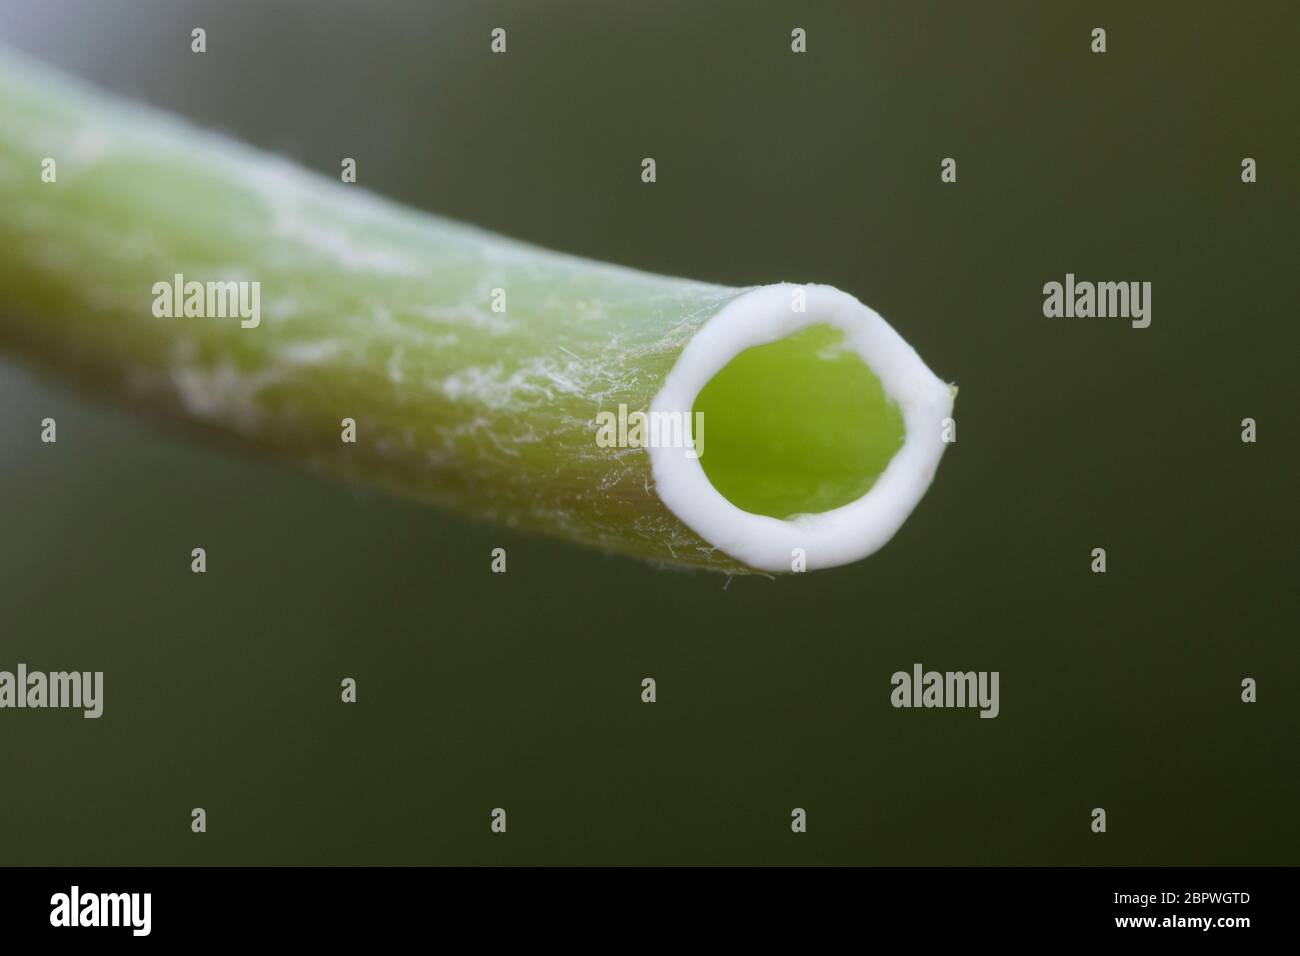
[649,283,954,573]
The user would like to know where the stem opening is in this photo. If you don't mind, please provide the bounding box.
[691,323,906,520]
[649,284,954,572]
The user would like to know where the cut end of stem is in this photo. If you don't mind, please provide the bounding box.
[650,284,954,573]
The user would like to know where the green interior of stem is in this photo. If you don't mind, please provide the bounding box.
[691,323,905,519]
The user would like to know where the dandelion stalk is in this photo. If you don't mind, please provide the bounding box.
[0,48,954,573]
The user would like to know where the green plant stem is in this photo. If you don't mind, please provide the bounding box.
[0,48,952,574]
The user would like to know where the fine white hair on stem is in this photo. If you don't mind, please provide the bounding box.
[649,284,954,573]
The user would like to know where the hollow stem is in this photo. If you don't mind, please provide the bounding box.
[0,48,954,573]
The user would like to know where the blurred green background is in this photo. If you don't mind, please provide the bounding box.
[0,0,1296,865]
